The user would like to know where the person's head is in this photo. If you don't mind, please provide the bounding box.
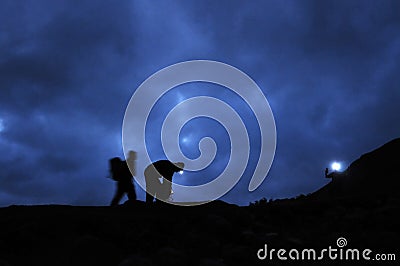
[173,162,184,172]
[127,150,137,160]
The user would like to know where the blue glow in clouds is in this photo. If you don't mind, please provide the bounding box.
[0,118,4,133]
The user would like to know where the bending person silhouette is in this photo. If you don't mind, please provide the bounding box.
[109,151,137,206]
[144,160,184,203]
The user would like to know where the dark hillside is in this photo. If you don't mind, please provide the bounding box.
[1,139,399,266]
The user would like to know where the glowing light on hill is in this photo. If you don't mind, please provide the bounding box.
[331,162,341,171]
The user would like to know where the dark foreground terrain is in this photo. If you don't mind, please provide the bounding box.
[1,139,399,266]
[0,198,398,266]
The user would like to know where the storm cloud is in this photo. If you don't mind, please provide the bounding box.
[1,0,399,206]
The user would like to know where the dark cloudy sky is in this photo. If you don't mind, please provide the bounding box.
[1,0,399,206]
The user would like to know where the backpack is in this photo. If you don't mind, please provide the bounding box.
[109,157,131,181]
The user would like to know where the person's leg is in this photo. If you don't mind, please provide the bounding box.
[145,177,162,204]
[146,190,154,203]
[146,180,159,204]
[127,189,136,201]
[144,168,153,204]
[145,166,164,204]
[155,181,171,202]
[126,183,136,201]
[110,184,124,206]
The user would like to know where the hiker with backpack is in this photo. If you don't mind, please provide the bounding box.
[144,160,184,204]
[109,151,137,206]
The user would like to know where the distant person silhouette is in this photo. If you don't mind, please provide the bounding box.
[109,151,137,206]
[325,167,329,178]
[144,160,184,203]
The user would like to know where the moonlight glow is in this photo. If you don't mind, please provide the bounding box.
[331,162,341,171]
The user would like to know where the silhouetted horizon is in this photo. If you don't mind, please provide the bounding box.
[1,137,398,208]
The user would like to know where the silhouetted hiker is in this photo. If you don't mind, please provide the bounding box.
[109,151,137,206]
[325,167,329,178]
[144,160,184,203]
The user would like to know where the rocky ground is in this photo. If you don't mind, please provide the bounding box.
[1,138,399,266]
[0,196,398,266]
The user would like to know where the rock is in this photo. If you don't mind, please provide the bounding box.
[240,230,258,245]
[118,254,154,266]
[68,234,121,266]
[0,259,11,266]
[198,258,226,266]
[203,214,233,237]
[222,244,255,265]
[156,246,187,266]
[184,232,221,259]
